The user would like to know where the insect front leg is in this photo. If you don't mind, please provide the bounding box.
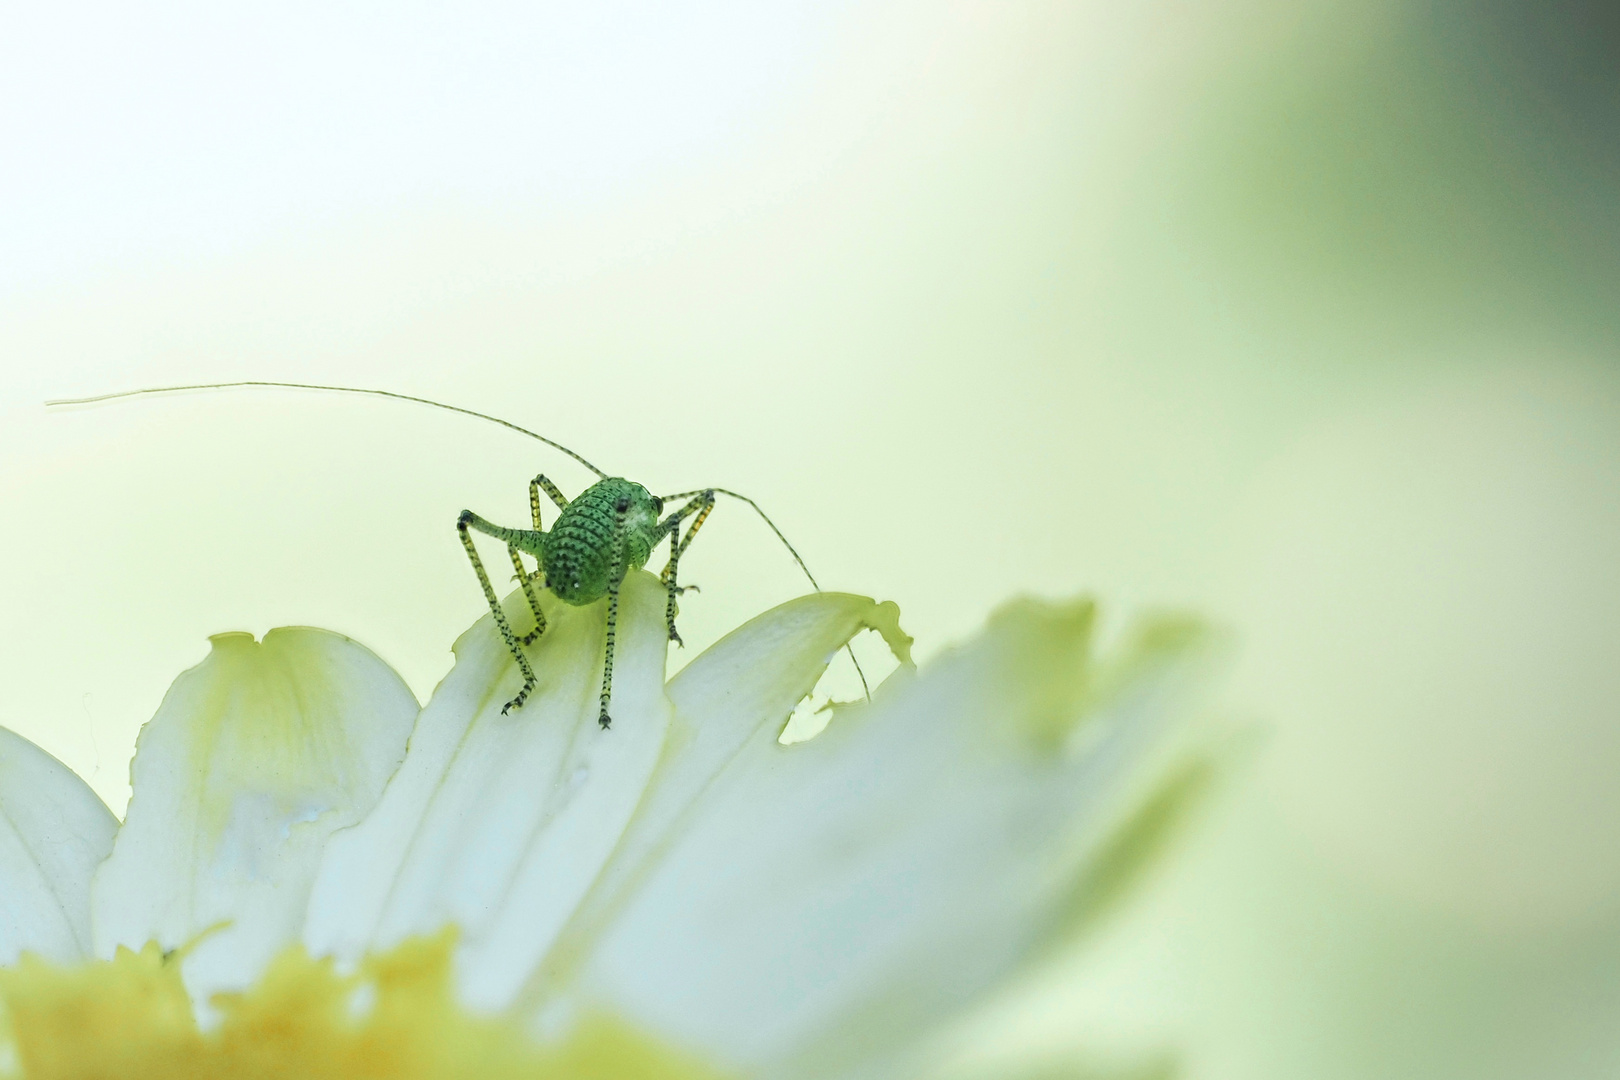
[599,580,620,729]
[597,503,633,730]
[656,491,715,647]
[458,511,537,713]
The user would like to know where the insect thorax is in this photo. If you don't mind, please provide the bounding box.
[542,478,660,605]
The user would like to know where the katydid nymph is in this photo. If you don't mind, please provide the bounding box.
[47,381,868,728]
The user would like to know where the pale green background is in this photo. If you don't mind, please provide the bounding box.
[3,1,1619,1077]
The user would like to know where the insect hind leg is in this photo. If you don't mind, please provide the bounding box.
[507,546,547,645]
[458,510,537,713]
[530,474,569,528]
[657,491,715,647]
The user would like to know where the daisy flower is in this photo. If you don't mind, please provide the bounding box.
[0,572,1211,1079]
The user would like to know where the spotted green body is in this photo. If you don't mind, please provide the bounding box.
[542,478,662,605]
[48,379,864,730]
[458,474,708,727]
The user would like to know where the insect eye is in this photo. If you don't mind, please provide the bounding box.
[615,497,630,513]
[653,497,664,514]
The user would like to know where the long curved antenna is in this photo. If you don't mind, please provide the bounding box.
[45,380,609,479]
[662,486,872,701]
[660,487,821,588]
[48,379,871,699]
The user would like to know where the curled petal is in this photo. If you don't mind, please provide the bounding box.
[0,728,117,964]
[90,628,418,1009]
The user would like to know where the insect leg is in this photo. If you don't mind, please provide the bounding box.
[661,528,685,648]
[671,491,715,564]
[507,546,547,646]
[654,492,713,582]
[599,580,619,729]
[517,476,563,639]
[596,498,637,729]
[530,474,569,528]
[655,491,715,645]
[457,511,536,714]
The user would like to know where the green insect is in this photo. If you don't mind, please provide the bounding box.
[48,380,866,728]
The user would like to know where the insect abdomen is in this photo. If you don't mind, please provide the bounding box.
[543,478,655,606]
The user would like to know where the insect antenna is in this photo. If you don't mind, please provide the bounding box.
[48,380,872,699]
[662,486,872,701]
[45,380,609,479]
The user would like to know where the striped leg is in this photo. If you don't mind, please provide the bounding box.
[530,474,569,527]
[657,491,715,646]
[599,582,619,729]
[662,530,684,648]
[457,511,536,714]
[596,498,635,730]
[508,546,547,645]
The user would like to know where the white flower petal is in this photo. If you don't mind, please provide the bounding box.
[304,571,672,1013]
[559,598,1208,1079]
[529,592,913,1005]
[90,627,418,1008]
[0,727,117,964]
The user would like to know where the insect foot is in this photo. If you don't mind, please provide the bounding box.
[501,681,535,716]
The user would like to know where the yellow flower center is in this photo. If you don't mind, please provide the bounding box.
[0,933,728,1080]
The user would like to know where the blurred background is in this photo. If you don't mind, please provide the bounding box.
[2,1,1618,1076]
